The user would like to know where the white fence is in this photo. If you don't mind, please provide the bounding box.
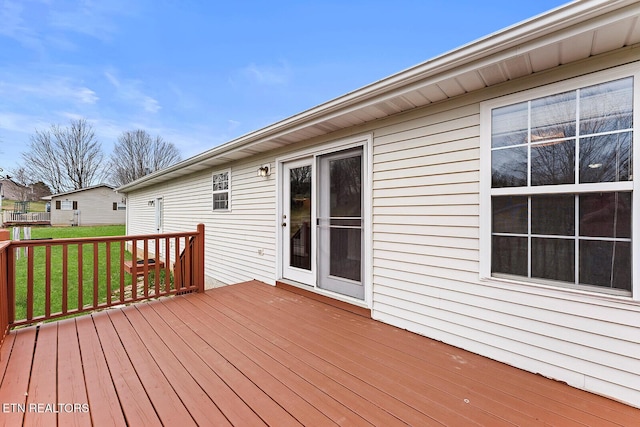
[2,212,51,224]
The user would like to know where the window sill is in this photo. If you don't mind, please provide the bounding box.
[479,274,639,307]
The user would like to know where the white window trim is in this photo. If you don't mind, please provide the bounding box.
[212,169,231,212]
[60,200,74,211]
[480,63,639,301]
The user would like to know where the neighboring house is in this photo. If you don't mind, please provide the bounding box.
[44,184,126,226]
[118,0,640,408]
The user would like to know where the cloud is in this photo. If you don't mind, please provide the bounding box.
[0,0,44,50]
[104,70,161,113]
[0,76,98,105]
[240,62,292,86]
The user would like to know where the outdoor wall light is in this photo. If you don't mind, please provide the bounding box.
[257,164,271,177]
[148,200,155,207]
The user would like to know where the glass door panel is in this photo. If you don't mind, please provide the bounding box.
[282,159,314,285]
[289,165,312,271]
[318,148,364,299]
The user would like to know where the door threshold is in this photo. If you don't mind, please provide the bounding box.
[276,280,371,318]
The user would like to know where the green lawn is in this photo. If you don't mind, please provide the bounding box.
[11,225,132,321]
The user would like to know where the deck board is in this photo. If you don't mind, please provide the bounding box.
[24,322,57,427]
[1,280,639,426]
[56,318,92,427]
[75,315,127,427]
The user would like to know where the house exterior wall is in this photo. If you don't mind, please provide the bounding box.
[125,49,640,407]
[50,187,125,226]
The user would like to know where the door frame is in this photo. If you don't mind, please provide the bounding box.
[281,157,315,285]
[276,133,373,308]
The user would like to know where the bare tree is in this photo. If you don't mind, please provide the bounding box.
[109,130,181,186]
[9,166,31,201]
[22,119,106,193]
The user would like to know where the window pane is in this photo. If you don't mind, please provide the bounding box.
[531,139,575,186]
[492,196,527,234]
[491,102,528,148]
[580,77,633,135]
[213,193,228,210]
[579,240,631,291]
[579,132,632,183]
[531,195,574,235]
[330,228,361,281]
[579,192,631,238]
[213,172,228,191]
[531,237,574,282]
[531,91,576,142]
[492,147,527,187]
[492,236,527,276]
[330,155,361,217]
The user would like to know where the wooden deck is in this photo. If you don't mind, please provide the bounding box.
[0,281,637,426]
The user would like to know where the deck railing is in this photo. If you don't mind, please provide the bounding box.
[0,224,204,333]
[2,211,51,224]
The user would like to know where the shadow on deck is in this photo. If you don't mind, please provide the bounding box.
[0,280,638,426]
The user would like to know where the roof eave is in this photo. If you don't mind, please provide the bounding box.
[117,0,638,193]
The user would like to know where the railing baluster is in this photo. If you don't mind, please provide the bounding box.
[164,237,171,294]
[119,241,125,303]
[78,243,83,310]
[27,246,34,321]
[174,237,181,290]
[45,245,51,318]
[106,241,112,306]
[62,244,68,314]
[154,237,160,296]
[131,239,137,300]
[143,239,149,298]
[184,236,191,291]
[93,242,99,309]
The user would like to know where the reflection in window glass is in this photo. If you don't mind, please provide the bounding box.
[579,132,632,183]
[492,196,527,234]
[580,77,633,135]
[531,91,576,142]
[491,102,528,148]
[492,147,527,187]
[530,140,575,186]
[579,192,631,238]
[579,240,631,291]
[490,191,632,292]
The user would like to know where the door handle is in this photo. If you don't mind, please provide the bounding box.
[282,222,287,227]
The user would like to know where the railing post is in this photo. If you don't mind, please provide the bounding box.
[7,243,15,325]
[197,224,205,293]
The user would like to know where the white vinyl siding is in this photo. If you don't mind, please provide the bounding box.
[125,52,640,407]
[126,159,276,287]
[50,186,125,226]
[370,57,640,407]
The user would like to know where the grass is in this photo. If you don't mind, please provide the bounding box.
[11,225,132,321]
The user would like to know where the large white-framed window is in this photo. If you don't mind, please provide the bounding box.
[480,64,638,297]
[212,169,231,211]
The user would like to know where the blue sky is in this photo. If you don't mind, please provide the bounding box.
[0,0,568,174]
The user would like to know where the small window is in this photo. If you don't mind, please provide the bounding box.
[212,170,230,211]
[482,69,635,296]
[60,200,75,211]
